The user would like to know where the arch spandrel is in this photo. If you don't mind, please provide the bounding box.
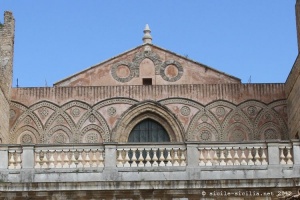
[112,101,185,143]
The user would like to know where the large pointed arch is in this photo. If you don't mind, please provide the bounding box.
[112,101,184,143]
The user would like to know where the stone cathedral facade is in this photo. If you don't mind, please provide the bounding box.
[0,2,300,199]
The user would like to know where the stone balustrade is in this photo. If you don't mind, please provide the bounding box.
[198,144,269,166]
[116,144,186,167]
[0,140,298,171]
[34,146,104,169]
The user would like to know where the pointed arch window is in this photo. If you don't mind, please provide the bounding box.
[128,119,170,142]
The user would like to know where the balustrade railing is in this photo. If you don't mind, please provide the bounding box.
[0,141,297,172]
[34,145,104,169]
[279,143,293,165]
[116,144,186,167]
[198,144,268,166]
[8,146,22,169]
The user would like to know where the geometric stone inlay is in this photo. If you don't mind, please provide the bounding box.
[54,133,66,144]
[201,115,208,122]
[21,134,33,144]
[24,117,32,124]
[231,129,245,142]
[107,107,117,116]
[89,115,96,123]
[10,109,16,119]
[200,130,211,141]
[247,106,257,117]
[265,129,277,140]
[85,132,99,143]
[71,107,81,118]
[180,106,191,116]
[216,107,225,117]
[39,107,49,117]
[233,114,241,122]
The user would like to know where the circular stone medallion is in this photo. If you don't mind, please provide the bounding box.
[180,106,191,116]
[22,134,33,144]
[116,65,130,78]
[111,61,134,82]
[200,130,211,141]
[160,60,183,82]
[165,64,178,79]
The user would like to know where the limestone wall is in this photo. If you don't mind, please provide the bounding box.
[0,11,14,144]
[286,56,300,139]
[0,11,14,98]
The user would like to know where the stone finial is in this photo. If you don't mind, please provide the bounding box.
[142,24,152,44]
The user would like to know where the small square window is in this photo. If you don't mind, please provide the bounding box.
[143,78,152,85]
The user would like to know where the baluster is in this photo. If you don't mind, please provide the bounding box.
[240,147,247,165]
[123,148,130,167]
[254,147,261,165]
[41,150,49,168]
[152,148,158,167]
[8,151,16,169]
[279,147,286,164]
[84,149,91,168]
[172,148,179,167]
[165,148,172,167]
[63,150,70,168]
[233,147,240,165]
[92,149,98,167]
[212,148,219,165]
[206,148,213,166]
[247,147,254,165]
[145,148,152,167]
[48,150,55,168]
[219,148,226,166]
[226,147,233,165]
[131,148,138,167]
[77,150,84,168]
[69,150,76,168]
[286,147,293,165]
[35,150,41,168]
[15,151,22,169]
[180,149,186,166]
[56,150,63,168]
[137,148,144,167]
[117,149,124,167]
[158,148,165,167]
[261,148,268,165]
[198,148,205,166]
[98,149,104,167]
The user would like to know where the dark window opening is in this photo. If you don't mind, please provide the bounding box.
[143,78,152,85]
[128,119,170,142]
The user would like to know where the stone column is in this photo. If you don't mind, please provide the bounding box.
[186,143,199,167]
[267,141,280,165]
[22,145,35,169]
[103,142,118,181]
[186,142,200,180]
[0,145,8,169]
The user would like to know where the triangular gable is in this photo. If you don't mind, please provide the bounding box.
[54,44,241,87]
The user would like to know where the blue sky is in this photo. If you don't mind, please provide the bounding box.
[0,1,298,87]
